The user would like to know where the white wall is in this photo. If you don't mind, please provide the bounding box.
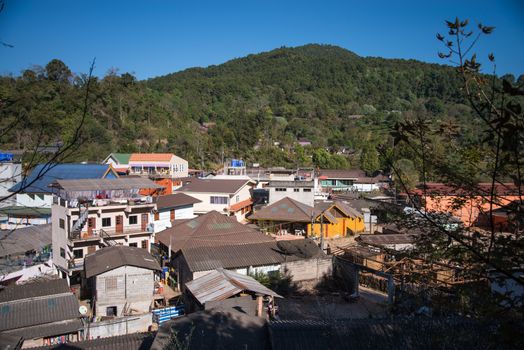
[184,192,229,215]
[16,193,53,208]
[87,313,152,339]
[52,203,70,272]
[0,162,21,208]
[269,187,314,207]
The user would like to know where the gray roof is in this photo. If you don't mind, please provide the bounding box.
[156,211,274,253]
[0,333,23,350]
[185,269,282,305]
[29,332,155,350]
[151,309,269,350]
[176,178,253,194]
[0,224,51,257]
[0,279,81,337]
[357,234,418,246]
[154,193,201,211]
[249,197,315,222]
[0,278,69,303]
[179,239,326,273]
[84,246,161,278]
[51,178,163,192]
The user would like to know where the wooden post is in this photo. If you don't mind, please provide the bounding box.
[256,295,263,317]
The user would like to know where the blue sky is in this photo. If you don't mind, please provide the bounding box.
[0,0,523,80]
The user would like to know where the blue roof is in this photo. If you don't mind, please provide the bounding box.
[9,163,117,194]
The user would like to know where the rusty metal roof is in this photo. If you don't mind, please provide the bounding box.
[185,269,282,305]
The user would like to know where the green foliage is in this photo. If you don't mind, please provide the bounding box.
[359,145,380,175]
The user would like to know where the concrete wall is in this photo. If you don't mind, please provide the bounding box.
[87,313,152,339]
[269,187,314,207]
[182,191,229,215]
[52,203,70,271]
[282,257,332,282]
[16,193,53,208]
[94,266,155,316]
[151,205,195,233]
[0,162,21,208]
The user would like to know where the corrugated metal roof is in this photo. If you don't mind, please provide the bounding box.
[109,153,131,165]
[357,234,418,246]
[9,163,116,194]
[0,278,69,303]
[52,177,163,192]
[180,239,326,273]
[0,206,51,217]
[155,193,201,211]
[185,269,282,305]
[249,197,314,222]
[84,245,161,278]
[0,223,51,257]
[267,181,314,188]
[3,318,83,340]
[176,178,253,194]
[0,284,80,335]
[156,211,273,253]
[29,332,155,350]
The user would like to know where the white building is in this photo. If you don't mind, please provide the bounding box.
[51,178,163,284]
[128,153,188,179]
[0,153,21,208]
[149,193,201,233]
[174,178,255,222]
[266,180,315,207]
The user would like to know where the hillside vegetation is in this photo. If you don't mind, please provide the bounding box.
[0,44,503,175]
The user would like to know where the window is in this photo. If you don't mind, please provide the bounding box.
[105,276,118,292]
[275,188,287,192]
[106,306,117,317]
[73,249,83,259]
[154,212,159,221]
[129,243,138,247]
[293,188,299,192]
[129,215,138,225]
[102,218,111,227]
[141,240,148,249]
[59,218,65,229]
[236,195,239,202]
[60,248,66,258]
[303,188,312,192]
[210,196,228,204]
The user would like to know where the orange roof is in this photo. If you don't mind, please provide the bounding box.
[229,198,253,212]
[129,153,174,162]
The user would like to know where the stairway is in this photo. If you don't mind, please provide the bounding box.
[70,204,89,239]
[100,228,118,247]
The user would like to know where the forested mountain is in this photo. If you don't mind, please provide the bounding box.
[1,44,509,173]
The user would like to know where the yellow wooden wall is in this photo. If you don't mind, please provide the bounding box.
[308,216,364,238]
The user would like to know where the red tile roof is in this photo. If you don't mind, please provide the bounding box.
[129,153,174,162]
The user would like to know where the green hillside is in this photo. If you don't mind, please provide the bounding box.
[0,44,481,171]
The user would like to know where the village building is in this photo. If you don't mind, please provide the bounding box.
[410,182,522,227]
[149,193,201,233]
[155,210,274,256]
[183,268,282,315]
[0,152,21,209]
[84,245,161,318]
[174,178,255,221]
[173,239,331,290]
[0,279,83,348]
[249,197,365,238]
[0,224,54,285]
[5,164,118,229]
[317,169,388,193]
[50,178,163,284]
[266,180,315,207]
[103,153,132,175]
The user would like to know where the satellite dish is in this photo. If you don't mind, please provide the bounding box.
[79,305,88,315]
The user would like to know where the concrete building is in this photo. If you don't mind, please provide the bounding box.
[149,193,201,233]
[174,178,255,222]
[128,153,188,179]
[50,178,163,284]
[0,153,21,208]
[266,180,315,207]
[84,245,161,317]
[317,169,388,193]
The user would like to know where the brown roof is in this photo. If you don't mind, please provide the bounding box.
[412,182,521,197]
[0,278,69,303]
[317,169,366,179]
[249,197,315,222]
[176,178,253,194]
[129,153,174,162]
[84,245,161,278]
[155,193,201,211]
[314,201,363,219]
[156,211,274,253]
[179,239,326,273]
